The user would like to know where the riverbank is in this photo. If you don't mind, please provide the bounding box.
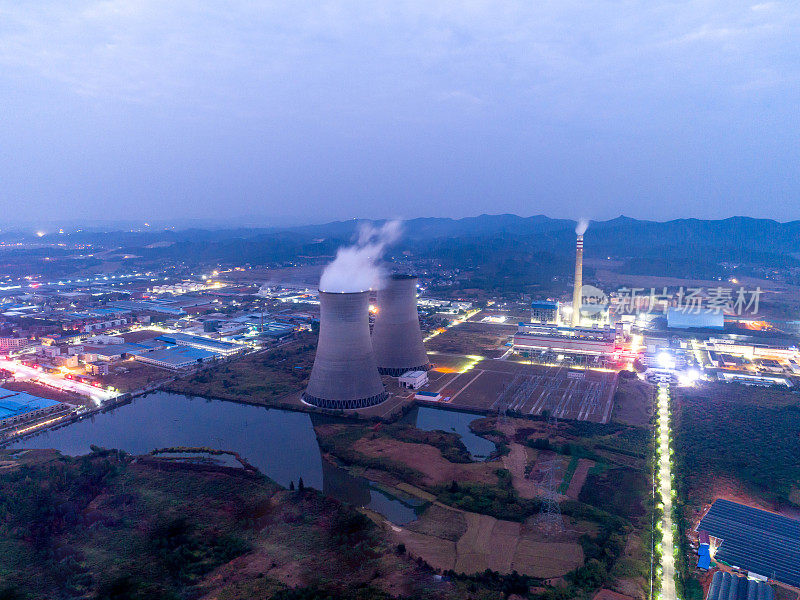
[0,447,459,600]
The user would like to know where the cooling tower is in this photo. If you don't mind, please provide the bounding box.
[372,274,430,376]
[571,233,583,327]
[303,290,387,410]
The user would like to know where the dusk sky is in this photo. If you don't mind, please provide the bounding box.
[1,1,798,227]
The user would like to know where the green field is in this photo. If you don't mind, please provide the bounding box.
[164,333,317,405]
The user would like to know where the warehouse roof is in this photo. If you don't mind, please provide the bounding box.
[705,571,773,600]
[0,388,61,420]
[156,333,238,352]
[138,346,218,367]
[698,499,800,588]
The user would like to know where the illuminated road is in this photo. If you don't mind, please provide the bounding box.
[657,383,677,600]
[0,358,116,406]
[423,308,481,342]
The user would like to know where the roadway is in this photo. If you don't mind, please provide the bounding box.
[0,358,117,406]
[657,383,678,600]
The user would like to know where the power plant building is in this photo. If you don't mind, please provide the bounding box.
[303,291,387,410]
[514,323,618,355]
[666,307,724,330]
[371,275,430,376]
[530,301,559,324]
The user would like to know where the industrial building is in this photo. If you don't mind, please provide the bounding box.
[0,388,70,431]
[303,290,387,410]
[0,337,30,352]
[398,370,428,390]
[667,307,724,330]
[705,572,773,600]
[371,274,430,376]
[135,346,219,370]
[698,499,800,588]
[705,338,799,362]
[530,301,559,324]
[513,323,618,356]
[156,333,242,356]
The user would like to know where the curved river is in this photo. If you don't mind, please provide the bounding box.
[7,391,493,524]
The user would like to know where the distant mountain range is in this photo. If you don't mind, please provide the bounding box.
[4,215,799,283]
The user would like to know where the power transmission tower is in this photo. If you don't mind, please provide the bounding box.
[536,410,564,535]
[536,459,564,534]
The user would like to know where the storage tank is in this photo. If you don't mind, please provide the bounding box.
[303,290,387,409]
[371,274,430,376]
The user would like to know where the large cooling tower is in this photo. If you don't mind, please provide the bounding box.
[303,291,387,410]
[371,274,430,376]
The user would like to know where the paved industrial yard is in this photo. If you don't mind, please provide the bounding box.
[423,356,618,423]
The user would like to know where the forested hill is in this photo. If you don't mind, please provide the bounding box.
[4,215,799,282]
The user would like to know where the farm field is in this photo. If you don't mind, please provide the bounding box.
[425,321,517,358]
[315,403,654,599]
[163,333,317,406]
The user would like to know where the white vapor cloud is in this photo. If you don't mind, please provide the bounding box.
[319,221,403,293]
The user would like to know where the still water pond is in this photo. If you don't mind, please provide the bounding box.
[402,405,496,459]
[7,392,444,524]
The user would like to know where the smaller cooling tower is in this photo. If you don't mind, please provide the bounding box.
[303,291,387,410]
[372,274,430,376]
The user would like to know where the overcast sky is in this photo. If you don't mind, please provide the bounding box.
[1,1,798,227]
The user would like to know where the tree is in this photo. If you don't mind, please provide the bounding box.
[298,477,304,491]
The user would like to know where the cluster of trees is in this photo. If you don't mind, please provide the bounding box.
[435,471,542,522]
[675,395,800,505]
[0,448,256,599]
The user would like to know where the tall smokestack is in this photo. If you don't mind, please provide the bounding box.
[571,233,584,327]
[303,291,387,410]
[372,274,430,376]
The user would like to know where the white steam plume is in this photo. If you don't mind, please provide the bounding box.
[576,218,590,236]
[319,220,403,292]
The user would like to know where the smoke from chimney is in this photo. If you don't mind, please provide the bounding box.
[575,218,589,236]
[319,221,402,293]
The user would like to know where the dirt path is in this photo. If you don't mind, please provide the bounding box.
[566,458,594,500]
[501,443,540,499]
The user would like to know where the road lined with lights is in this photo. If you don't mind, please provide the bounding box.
[423,308,481,342]
[0,358,116,405]
[657,382,678,600]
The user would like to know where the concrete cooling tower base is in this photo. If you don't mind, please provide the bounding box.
[303,290,387,410]
[301,390,388,410]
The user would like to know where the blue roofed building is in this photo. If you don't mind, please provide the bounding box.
[530,301,559,324]
[155,333,242,356]
[698,543,711,570]
[0,388,72,431]
[134,346,219,370]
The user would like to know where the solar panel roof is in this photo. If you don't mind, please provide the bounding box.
[698,499,800,588]
[705,571,773,600]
